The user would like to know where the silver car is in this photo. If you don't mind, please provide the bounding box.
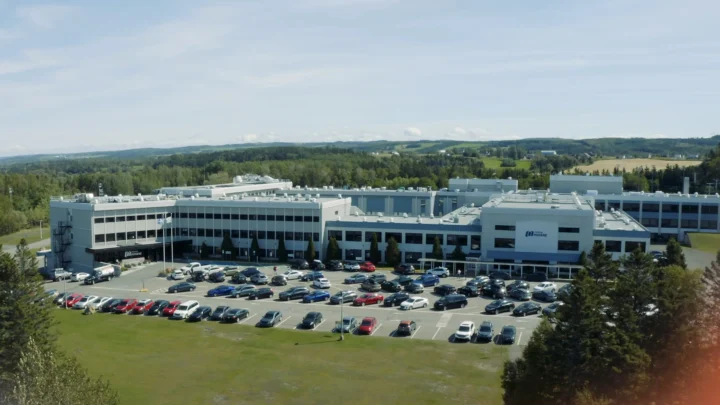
[250,273,268,285]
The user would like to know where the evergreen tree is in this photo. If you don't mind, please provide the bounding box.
[277,235,288,262]
[664,238,687,269]
[450,240,466,261]
[578,251,588,266]
[432,236,444,261]
[384,236,401,267]
[700,251,720,340]
[305,239,316,262]
[220,233,234,260]
[326,237,341,261]
[586,241,618,281]
[369,233,381,264]
[250,235,260,260]
[200,241,209,259]
[502,320,556,405]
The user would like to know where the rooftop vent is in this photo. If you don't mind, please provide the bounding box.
[379,213,384,217]
[402,213,408,218]
[338,194,343,199]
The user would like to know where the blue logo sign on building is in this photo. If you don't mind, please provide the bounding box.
[525,231,548,238]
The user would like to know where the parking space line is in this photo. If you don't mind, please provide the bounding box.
[238,314,256,324]
[517,332,523,346]
[411,326,421,339]
[276,316,292,327]
[370,323,382,336]
[314,319,325,330]
[431,327,442,340]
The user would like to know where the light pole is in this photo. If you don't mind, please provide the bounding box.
[40,220,43,240]
[253,250,256,265]
[340,292,344,341]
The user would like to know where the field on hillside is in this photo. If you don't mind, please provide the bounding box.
[0,226,48,247]
[54,310,507,405]
[688,233,720,255]
[574,158,702,172]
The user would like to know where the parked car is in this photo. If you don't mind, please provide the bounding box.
[485,299,515,314]
[344,262,361,271]
[231,273,248,284]
[257,310,283,327]
[231,284,256,298]
[358,317,378,335]
[72,295,99,310]
[222,266,240,276]
[187,306,212,322]
[313,278,331,289]
[368,273,387,283]
[467,276,489,287]
[180,262,202,274]
[290,259,310,270]
[414,274,440,287]
[250,273,269,285]
[457,285,480,297]
[481,283,506,299]
[209,305,230,321]
[113,298,138,314]
[533,290,558,302]
[190,270,207,282]
[344,274,367,284]
[533,282,558,293]
[208,271,225,283]
[207,285,236,297]
[489,271,512,280]
[513,302,542,317]
[171,269,185,280]
[130,299,154,315]
[271,275,287,286]
[64,293,85,308]
[167,281,195,293]
[71,272,90,282]
[392,275,415,286]
[329,290,357,304]
[524,272,548,282]
[556,283,574,299]
[381,280,403,292]
[476,321,494,342]
[240,267,262,278]
[405,282,425,293]
[327,260,344,271]
[172,300,200,319]
[434,284,457,296]
[395,264,415,275]
[53,292,68,306]
[93,296,112,309]
[396,320,418,336]
[360,262,376,272]
[361,279,382,292]
[301,271,324,282]
[303,290,331,303]
[491,278,507,287]
[51,269,72,281]
[426,267,449,278]
[145,300,169,315]
[279,287,310,301]
[384,292,410,306]
[161,301,182,317]
[300,311,324,329]
[354,293,384,306]
[509,288,532,301]
[221,308,250,323]
[499,325,517,344]
[454,321,476,341]
[542,301,564,319]
[335,316,357,333]
[97,298,120,312]
[433,294,468,310]
[399,296,429,310]
[248,287,274,300]
[282,270,305,280]
[506,280,530,293]
[311,259,326,270]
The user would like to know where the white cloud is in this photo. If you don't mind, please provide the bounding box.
[453,127,467,135]
[403,127,422,137]
[238,133,258,143]
[16,5,75,29]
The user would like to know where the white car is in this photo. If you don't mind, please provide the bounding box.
[454,321,476,341]
[533,282,557,293]
[344,262,361,271]
[94,297,112,308]
[313,278,331,289]
[425,267,449,278]
[71,272,90,282]
[399,296,429,310]
[282,270,305,280]
[180,262,202,275]
[171,269,185,280]
[72,295,99,309]
[172,300,200,319]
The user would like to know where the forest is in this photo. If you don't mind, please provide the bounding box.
[1,143,720,238]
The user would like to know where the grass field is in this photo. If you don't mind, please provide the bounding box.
[480,157,531,170]
[0,226,48,247]
[54,310,507,405]
[688,233,720,255]
[574,158,702,172]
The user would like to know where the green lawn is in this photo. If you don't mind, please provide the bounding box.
[0,226,48,247]
[54,310,507,405]
[688,233,720,255]
[479,157,531,170]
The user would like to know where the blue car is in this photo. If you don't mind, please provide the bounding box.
[414,274,440,287]
[207,285,236,297]
[303,290,331,303]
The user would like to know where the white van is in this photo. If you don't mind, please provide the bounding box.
[172,300,200,319]
[171,269,185,280]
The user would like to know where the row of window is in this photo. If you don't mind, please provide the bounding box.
[640,218,718,229]
[493,238,580,251]
[603,240,646,253]
[94,213,168,224]
[326,230,481,249]
[597,202,719,214]
[494,225,580,234]
[95,230,321,244]
[95,213,320,224]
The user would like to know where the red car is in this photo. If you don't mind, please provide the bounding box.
[131,299,154,315]
[358,317,378,335]
[360,262,376,272]
[113,299,138,314]
[353,293,384,306]
[162,300,182,317]
[64,293,84,308]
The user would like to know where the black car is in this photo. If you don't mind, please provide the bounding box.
[231,284,255,298]
[491,278,506,287]
[513,302,542,316]
[271,275,287,286]
[329,290,357,304]
[457,285,480,297]
[221,308,250,323]
[310,260,326,270]
[100,298,124,313]
[168,282,196,293]
[208,271,225,282]
[279,287,310,301]
[191,272,207,282]
[381,280,403,292]
[290,259,310,270]
[489,271,512,280]
[509,288,531,301]
[361,279,381,292]
[327,260,344,271]
[300,312,324,329]
[209,305,229,321]
[485,299,515,314]
[240,267,262,278]
[187,306,212,322]
[404,282,424,293]
[383,292,410,307]
[476,321,494,342]
[434,294,468,310]
[533,290,557,302]
[434,284,457,296]
[257,310,283,327]
[248,287,274,300]
[231,273,248,284]
[524,272,548,282]
[542,301,564,319]
[368,274,387,283]
[392,275,415,286]
[481,283,506,299]
[396,320,418,336]
[395,264,415,275]
[499,325,517,344]
[465,279,489,288]
[506,280,529,293]
[301,271,324,282]
[556,284,573,299]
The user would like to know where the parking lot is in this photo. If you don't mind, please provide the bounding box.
[47,262,566,355]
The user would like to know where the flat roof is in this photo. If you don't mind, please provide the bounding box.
[483,192,594,211]
[596,211,646,232]
[329,206,482,226]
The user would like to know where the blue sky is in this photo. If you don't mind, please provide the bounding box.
[0,0,719,156]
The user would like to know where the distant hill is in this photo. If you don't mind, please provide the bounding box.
[1,136,718,166]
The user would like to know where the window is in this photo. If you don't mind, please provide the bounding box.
[662,204,679,213]
[137,215,146,220]
[404,252,423,263]
[175,229,184,237]
[303,232,312,241]
[304,216,312,223]
[231,230,239,238]
[447,234,467,246]
[267,231,275,240]
[126,215,136,221]
[328,230,343,241]
[641,218,658,227]
[365,232,381,242]
[258,215,266,221]
[642,203,659,213]
[222,214,230,220]
[294,232,303,241]
[681,219,698,228]
[294,216,303,222]
[137,230,146,238]
[623,202,640,212]
[256,231,264,239]
[385,232,402,243]
[197,229,205,237]
[702,205,718,214]
[116,216,125,222]
[213,213,221,220]
[557,240,579,251]
[147,230,155,238]
[285,215,293,222]
[595,200,606,211]
[106,233,116,242]
[180,213,188,218]
[157,229,164,238]
[495,225,515,231]
[405,233,423,244]
[605,240,621,252]
[313,233,319,242]
[211,229,220,237]
[94,217,104,224]
[346,231,362,242]
[241,214,248,220]
[425,234,442,244]
[559,227,580,233]
[345,249,362,261]
[95,234,105,243]
[205,229,212,237]
[189,229,197,237]
[241,230,248,238]
[494,238,515,249]
[681,204,699,214]
[313,216,320,223]
[267,215,276,221]
[471,235,481,250]
[701,219,717,229]
[661,218,678,228]
[285,232,294,241]
[608,201,621,210]
[116,232,126,241]
[197,213,205,219]
[231,214,239,220]
[127,232,136,240]
[625,241,646,252]
[186,213,194,219]
[249,214,257,220]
